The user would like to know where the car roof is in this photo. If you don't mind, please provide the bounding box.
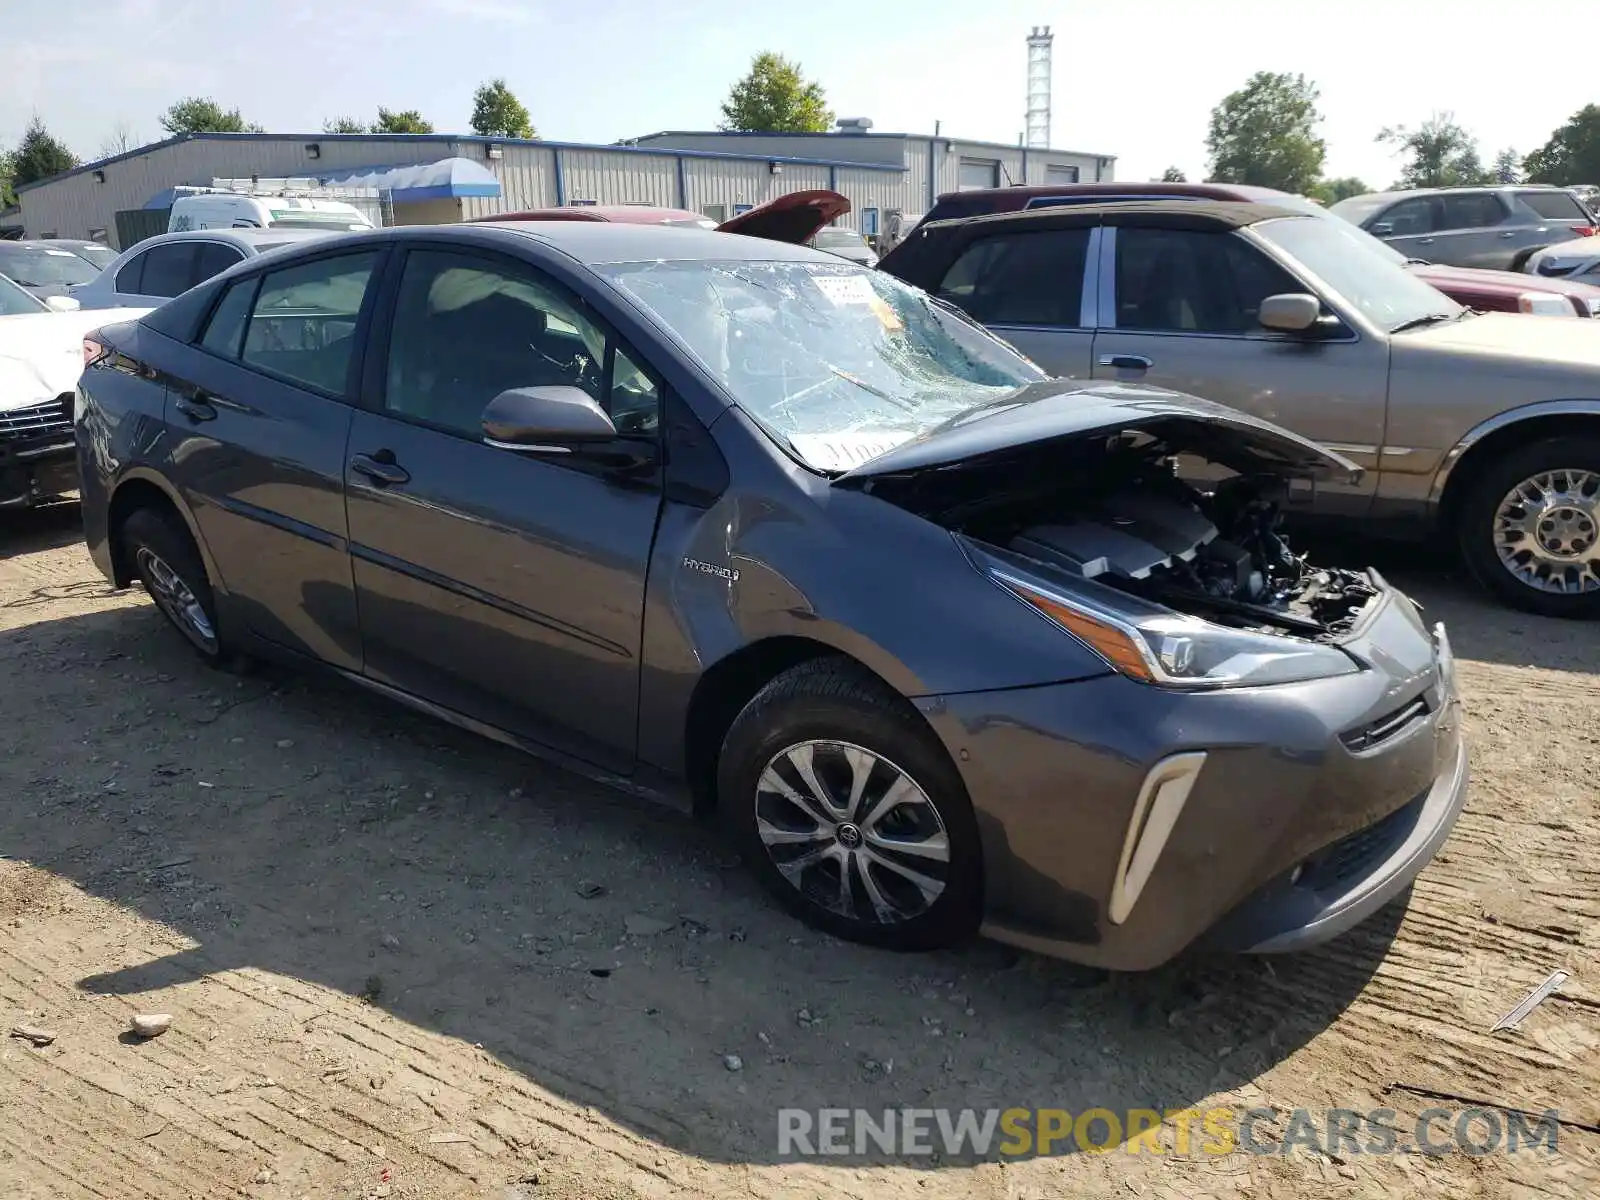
[919,199,1302,235]
[470,221,839,265]
[124,228,335,251]
[1341,184,1572,205]
[491,206,712,225]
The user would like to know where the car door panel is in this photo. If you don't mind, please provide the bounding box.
[1090,225,1387,517]
[345,414,659,769]
[159,339,362,670]
[345,244,663,770]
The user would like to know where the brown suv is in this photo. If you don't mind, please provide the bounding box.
[917,182,1600,319]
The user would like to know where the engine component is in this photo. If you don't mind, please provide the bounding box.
[1008,491,1218,582]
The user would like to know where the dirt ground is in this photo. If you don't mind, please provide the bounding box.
[0,504,1595,1200]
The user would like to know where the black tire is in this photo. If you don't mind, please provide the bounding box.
[121,508,237,665]
[1456,435,1600,618]
[716,657,983,952]
[1509,246,1544,273]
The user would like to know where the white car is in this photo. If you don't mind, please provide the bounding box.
[71,228,335,310]
[809,225,879,266]
[1525,235,1600,283]
[0,273,150,510]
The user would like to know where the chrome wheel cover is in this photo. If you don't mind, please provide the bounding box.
[136,546,217,650]
[1492,468,1600,596]
[754,739,949,925]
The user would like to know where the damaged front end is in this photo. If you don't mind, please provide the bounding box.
[834,384,1384,686]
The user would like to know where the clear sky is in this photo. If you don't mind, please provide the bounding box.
[2,0,1590,188]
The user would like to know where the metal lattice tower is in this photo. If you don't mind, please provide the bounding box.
[1025,26,1053,150]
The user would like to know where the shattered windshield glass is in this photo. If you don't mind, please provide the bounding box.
[596,260,1046,471]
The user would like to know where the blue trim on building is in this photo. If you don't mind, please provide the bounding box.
[631,129,1121,159]
[18,131,909,195]
[828,164,837,191]
[552,150,566,205]
[397,183,503,200]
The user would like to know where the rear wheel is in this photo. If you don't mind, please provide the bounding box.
[1456,436,1600,618]
[716,658,983,952]
[121,508,235,664]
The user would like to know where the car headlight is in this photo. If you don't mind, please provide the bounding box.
[990,570,1360,689]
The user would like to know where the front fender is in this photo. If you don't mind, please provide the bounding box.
[1429,398,1600,506]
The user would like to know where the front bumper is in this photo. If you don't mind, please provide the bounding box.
[1,399,78,508]
[915,586,1466,971]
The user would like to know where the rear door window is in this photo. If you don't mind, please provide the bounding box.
[1438,193,1507,230]
[198,278,258,360]
[138,243,199,298]
[193,242,246,285]
[240,251,379,396]
[934,229,1090,327]
[1517,190,1590,220]
[113,251,147,296]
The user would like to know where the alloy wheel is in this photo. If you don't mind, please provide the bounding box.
[754,739,949,926]
[136,546,218,651]
[1492,468,1600,595]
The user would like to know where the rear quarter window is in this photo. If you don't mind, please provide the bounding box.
[1517,190,1590,220]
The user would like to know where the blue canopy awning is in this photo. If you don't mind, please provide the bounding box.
[142,157,502,209]
[315,157,502,201]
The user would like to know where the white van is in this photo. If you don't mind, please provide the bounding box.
[168,193,375,234]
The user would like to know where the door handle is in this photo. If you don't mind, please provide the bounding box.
[1500,231,1517,238]
[173,395,216,423]
[1416,237,1435,245]
[350,451,410,486]
[1097,354,1153,371]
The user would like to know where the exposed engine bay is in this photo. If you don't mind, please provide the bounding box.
[961,441,1380,639]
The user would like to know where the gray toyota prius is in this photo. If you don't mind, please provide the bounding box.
[73,221,1467,970]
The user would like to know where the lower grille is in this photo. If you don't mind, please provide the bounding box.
[1303,796,1424,889]
[0,399,72,442]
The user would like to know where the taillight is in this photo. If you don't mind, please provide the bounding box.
[1518,292,1577,317]
[1573,226,1597,237]
[83,336,111,368]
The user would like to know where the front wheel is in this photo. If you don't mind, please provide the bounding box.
[716,658,983,952]
[1456,436,1600,618]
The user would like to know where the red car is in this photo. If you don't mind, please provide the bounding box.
[478,190,852,245]
[917,182,1600,318]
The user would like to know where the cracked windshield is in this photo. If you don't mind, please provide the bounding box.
[600,260,1044,471]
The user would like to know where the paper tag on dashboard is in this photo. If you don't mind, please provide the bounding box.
[787,431,912,471]
[812,274,877,306]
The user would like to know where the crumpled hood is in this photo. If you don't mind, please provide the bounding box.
[0,307,153,412]
[831,380,1361,487]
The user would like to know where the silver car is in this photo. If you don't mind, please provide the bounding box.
[810,225,878,266]
[879,199,1600,618]
[70,228,334,310]
[1331,185,1597,271]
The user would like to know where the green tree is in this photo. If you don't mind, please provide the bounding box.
[1492,147,1522,184]
[1158,166,1187,182]
[469,79,535,138]
[1205,72,1326,193]
[1309,175,1371,205]
[10,117,79,188]
[1,151,16,209]
[374,108,434,134]
[1377,112,1492,189]
[323,116,368,133]
[719,51,832,133]
[1524,106,1600,184]
[160,96,263,135]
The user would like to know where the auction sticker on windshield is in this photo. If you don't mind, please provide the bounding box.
[812,274,877,306]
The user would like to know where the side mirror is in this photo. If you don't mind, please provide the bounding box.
[1257,293,1322,334]
[481,385,616,451]
[1370,222,1394,236]
[45,294,81,313]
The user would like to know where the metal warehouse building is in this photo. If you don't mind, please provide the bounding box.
[13,127,1115,248]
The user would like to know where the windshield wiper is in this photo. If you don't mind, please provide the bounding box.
[1390,312,1458,334]
[827,367,918,411]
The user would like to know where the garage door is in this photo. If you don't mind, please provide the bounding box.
[958,158,1000,190]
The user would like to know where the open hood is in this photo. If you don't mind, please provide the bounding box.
[715,190,851,245]
[831,381,1362,489]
